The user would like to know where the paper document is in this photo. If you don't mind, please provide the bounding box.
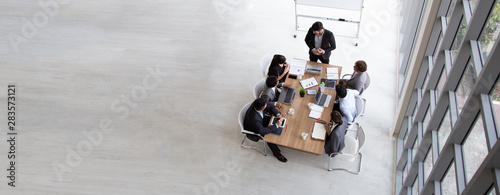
[289,65,305,76]
[308,104,324,119]
[312,122,327,140]
[326,68,339,80]
[300,77,319,89]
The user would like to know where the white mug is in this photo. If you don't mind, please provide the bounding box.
[301,132,308,140]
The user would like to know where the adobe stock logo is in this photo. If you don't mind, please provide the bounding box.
[8,0,71,53]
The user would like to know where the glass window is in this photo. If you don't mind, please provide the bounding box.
[463,115,488,183]
[487,186,497,195]
[424,147,433,182]
[413,140,418,160]
[456,60,477,113]
[423,106,431,132]
[451,18,467,62]
[491,78,500,135]
[438,109,452,153]
[437,68,448,95]
[479,1,500,64]
[469,0,480,14]
[442,162,458,195]
[403,162,409,180]
[446,0,458,24]
[412,176,419,195]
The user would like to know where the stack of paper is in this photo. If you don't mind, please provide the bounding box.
[326,68,339,80]
[289,65,305,76]
[311,122,327,140]
[299,77,319,89]
[308,104,324,119]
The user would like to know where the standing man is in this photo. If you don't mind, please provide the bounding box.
[304,21,336,64]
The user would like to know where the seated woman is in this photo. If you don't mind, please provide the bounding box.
[342,60,370,95]
[267,54,290,83]
[323,111,349,156]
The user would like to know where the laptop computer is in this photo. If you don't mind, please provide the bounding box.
[277,87,297,105]
[315,88,332,107]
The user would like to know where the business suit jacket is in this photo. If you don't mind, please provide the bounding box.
[305,28,336,60]
[259,86,278,104]
[324,117,349,156]
[243,103,282,136]
[346,72,369,95]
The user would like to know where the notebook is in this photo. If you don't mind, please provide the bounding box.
[311,122,327,140]
[308,104,324,119]
[326,68,339,80]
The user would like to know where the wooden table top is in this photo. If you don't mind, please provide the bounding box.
[263,60,342,155]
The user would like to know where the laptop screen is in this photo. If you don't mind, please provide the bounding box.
[315,88,322,104]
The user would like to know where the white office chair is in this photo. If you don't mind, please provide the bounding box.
[260,53,273,76]
[349,95,366,125]
[238,103,268,156]
[253,77,267,99]
[327,125,366,174]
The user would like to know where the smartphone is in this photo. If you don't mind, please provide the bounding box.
[288,75,297,79]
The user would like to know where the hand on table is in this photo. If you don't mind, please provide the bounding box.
[277,118,284,126]
[283,83,292,88]
[279,112,287,118]
[276,102,284,109]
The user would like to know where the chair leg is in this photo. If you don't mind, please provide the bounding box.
[327,153,362,175]
[241,135,267,156]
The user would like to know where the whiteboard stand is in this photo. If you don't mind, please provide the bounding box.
[294,0,364,46]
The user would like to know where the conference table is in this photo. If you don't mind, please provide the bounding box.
[263,60,342,155]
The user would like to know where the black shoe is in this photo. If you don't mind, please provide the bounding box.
[275,154,287,163]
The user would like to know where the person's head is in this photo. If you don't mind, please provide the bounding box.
[330,110,343,125]
[311,21,324,35]
[270,54,287,67]
[266,76,279,88]
[335,84,347,99]
[252,98,268,111]
[354,60,367,72]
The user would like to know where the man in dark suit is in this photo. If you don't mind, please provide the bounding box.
[304,21,336,64]
[244,98,288,162]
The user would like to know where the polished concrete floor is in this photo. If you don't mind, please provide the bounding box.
[0,0,398,194]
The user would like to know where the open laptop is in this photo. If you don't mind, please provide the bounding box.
[277,87,297,105]
[315,88,332,107]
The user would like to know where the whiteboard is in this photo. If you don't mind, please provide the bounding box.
[296,0,363,11]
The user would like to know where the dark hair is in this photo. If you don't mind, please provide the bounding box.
[270,54,286,68]
[355,60,367,72]
[253,98,267,111]
[335,84,347,98]
[311,21,324,31]
[266,76,278,88]
[331,111,343,125]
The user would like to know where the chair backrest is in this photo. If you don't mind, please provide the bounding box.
[260,53,273,76]
[354,95,366,119]
[253,78,267,98]
[239,103,251,132]
[357,125,366,152]
[363,73,370,94]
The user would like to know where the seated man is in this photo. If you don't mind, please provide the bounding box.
[259,76,290,109]
[324,111,349,156]
[244,98,288,162]
[341,60,370,95]
[333,84,359,122]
